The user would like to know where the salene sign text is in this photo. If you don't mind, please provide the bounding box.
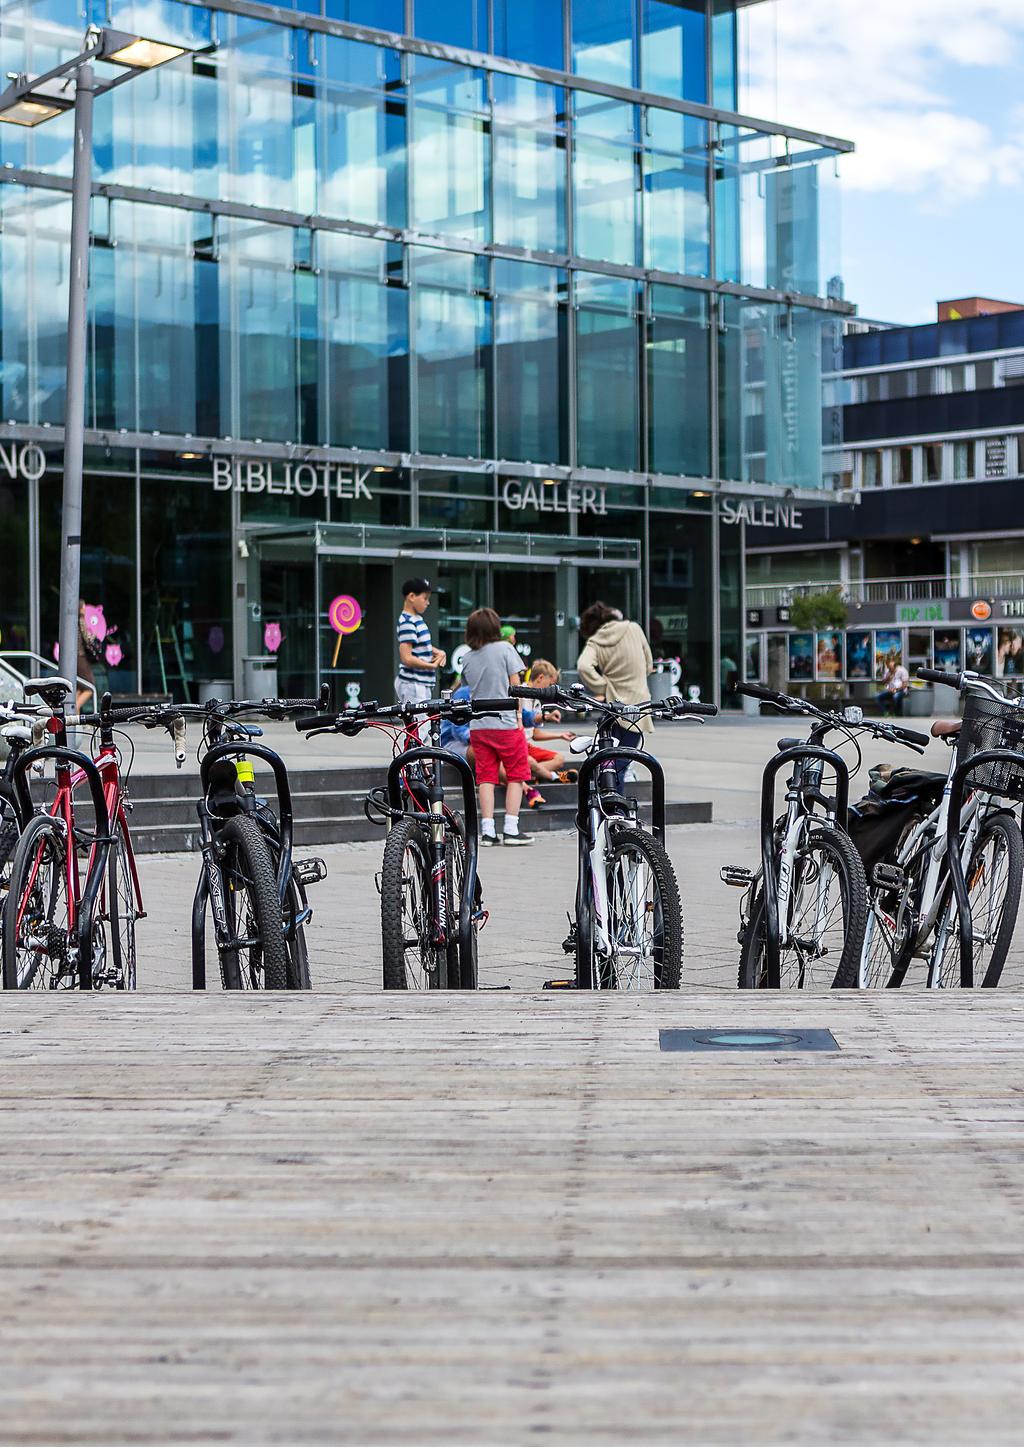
[501,479,608,516]
[212,459,372,499]
[720,498,803,530]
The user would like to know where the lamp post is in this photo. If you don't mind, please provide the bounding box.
[0,28,193,700]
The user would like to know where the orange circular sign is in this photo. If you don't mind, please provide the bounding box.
[971,600,992,621]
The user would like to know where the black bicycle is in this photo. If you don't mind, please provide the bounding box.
[508,682,716,990]
[725,683,930,989]
[298,693,513,990]
[168,690,329,990]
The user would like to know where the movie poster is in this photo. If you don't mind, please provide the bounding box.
[846,630,871,681]
[815,630,843,681]
[997,627,1024,677]
[874,629,903,681]
[788,632,814,680]
[933,630,962,672]
[965,627,993,674]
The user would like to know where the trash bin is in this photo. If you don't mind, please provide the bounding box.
[649,670,674,704]
[199,679,232,705]
[741,691,761,717]
[242,656,278,700]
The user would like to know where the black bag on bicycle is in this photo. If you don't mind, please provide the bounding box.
[848,766,946,870]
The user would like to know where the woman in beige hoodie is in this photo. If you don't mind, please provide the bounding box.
[576,601,655,790]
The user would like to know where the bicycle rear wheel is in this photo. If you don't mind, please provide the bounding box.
[381,816,444,989]
[2,814,76,989]
[587,827,682,990]
[739,826,867,989]
[930,811,1023,988]
[862,816,929,989]
[219,814,288,990]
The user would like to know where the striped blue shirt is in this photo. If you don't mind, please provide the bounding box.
[397,610,435,686]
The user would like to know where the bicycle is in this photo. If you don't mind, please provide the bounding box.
[507,682,716,990]
[297,692,514,990]
[861,668,1024,989]
[164,691,330,991]
[2,679,186,990]
[0,702,36,880]
[725,684,931,989]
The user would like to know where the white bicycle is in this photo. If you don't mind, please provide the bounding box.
[861,669,1024,989]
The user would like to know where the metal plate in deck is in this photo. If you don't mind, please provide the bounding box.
[659,1028,839,1053]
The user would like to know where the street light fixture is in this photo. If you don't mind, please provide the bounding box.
[0,27,196,698]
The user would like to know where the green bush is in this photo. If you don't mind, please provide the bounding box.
[789,587,847,632]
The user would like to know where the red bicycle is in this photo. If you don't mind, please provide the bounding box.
[2,678,184,990]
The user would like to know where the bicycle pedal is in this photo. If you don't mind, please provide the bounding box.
[294,856,328,886]
[720,865,754,888]
[543,978,576,989]
[872,863,905,891]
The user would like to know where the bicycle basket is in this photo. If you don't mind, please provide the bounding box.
[956,691,1024,799]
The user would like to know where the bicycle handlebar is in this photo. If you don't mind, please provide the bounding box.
[507,683,718,720]
[294,695,518,736]
[736,682,930,752]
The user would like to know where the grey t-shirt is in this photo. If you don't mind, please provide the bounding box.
[461,641,528,731]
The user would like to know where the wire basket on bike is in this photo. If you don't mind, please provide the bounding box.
[956,691,1024,800]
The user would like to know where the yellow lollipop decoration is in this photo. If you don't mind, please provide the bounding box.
[328,593,362,668]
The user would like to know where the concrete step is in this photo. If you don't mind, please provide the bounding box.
[133,798,712,855]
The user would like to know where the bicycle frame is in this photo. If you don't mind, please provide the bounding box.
[8,742,116,989]
[385,744,481,989]
[191,740,297,990]
[573,742,666,988]
[758,744,850,990]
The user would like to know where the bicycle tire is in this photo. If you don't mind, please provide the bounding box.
[3,814,75,990]
[738,826,867,990]
[219,814,288,990]
[930,811,1023,988]
[107,825,138,991]
[580,827,683,990]
[381,816,442,990]
[863,814,929,989]
[445,823,478,989]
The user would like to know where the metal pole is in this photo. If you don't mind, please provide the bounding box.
[58,62,94,698]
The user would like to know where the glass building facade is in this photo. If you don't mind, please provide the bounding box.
[0,0,849,705]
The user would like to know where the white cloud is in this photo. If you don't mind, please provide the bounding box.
[740,0,1024,200]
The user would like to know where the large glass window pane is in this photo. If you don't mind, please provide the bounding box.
[324,0,403,28]
[572,0,635,87]
[0,186,71,426]
[321,39,406,229]
[711,0,737,110]
[573,100,638,266]
[647,285,710,477]
[0,454,32,656]
[222,18,303,213]
[322,233,408,451]
[413,0,487,49]
[131,204,199,436]
[410,60,489,243]
[719,297,824,490]
[717,125,841,300]
[494,261,568,465]
[413,248,491,458]
[643,109,709,276]
[493,0,564,69]
[576,274,639,472]
[223,219,297,443]
[641,0,706,103]
[493,79,567,253]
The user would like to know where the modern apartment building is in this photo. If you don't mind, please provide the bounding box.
[744,299,1024,696]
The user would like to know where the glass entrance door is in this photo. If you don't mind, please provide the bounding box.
[492,565,558,669]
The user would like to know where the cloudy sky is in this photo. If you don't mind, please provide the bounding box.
[739,0,1024,324]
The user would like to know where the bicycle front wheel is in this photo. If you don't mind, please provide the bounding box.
[380,816,444,989]
[106,825,139,991]
[930,812,1023,988]
[3,814,76,990]
[590,827,682,990]
[219,814,288,990]
[739,827,867,990]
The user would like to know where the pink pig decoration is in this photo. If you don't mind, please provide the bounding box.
[84,604,106,640]
[264,622,283,654]
[105,642,123,668]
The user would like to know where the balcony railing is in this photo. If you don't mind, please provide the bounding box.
[746,572,1024,609]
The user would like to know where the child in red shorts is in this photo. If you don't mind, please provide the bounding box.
[460,607,533,846]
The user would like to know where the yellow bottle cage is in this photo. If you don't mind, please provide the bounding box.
[235,759,256,785]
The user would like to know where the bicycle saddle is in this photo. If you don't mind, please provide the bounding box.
[776,737,806,751]
[1,723,32,747]
[931,720,961,738]
[22,676,74,708]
